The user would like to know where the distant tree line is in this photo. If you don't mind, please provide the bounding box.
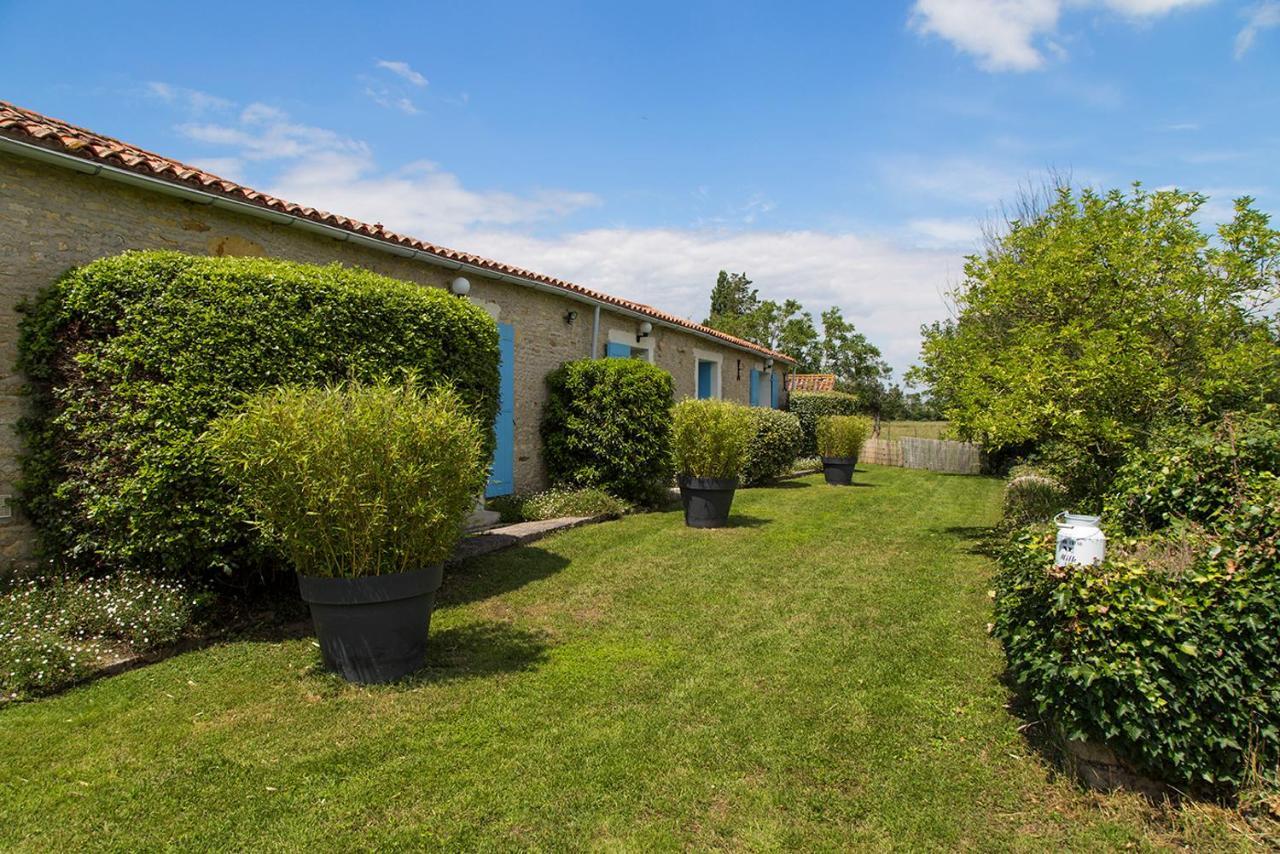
[702,271,938,420]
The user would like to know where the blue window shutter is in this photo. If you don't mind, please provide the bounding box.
[749,369,761,406]
[486,322,516,497]
[697,361,714,399]
[770,371,780,408]
[605,341,631,359]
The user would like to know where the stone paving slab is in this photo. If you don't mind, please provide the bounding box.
[448,515,604,564]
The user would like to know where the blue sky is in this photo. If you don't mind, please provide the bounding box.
[2,0,1277,375]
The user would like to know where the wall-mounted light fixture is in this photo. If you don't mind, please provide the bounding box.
[764,357,775,374]
[449,276,471,297]
[636,320,652,343]
[564,309,578,325]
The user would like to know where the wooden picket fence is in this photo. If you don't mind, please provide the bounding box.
[859,436,983,475]
[859,438,903,467]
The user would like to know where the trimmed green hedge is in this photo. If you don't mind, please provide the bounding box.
[787,391,860,455]
[541,358,674,504]
[18,251,499,579]
[741,409,803,486]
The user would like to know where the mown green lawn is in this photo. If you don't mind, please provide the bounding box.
[0,466,1262,850]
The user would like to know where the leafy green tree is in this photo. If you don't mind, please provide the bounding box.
[911,184,1280,496]
[820,307,892,409]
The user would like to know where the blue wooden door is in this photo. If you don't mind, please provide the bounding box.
[749,369,761,406]
[486,322,515,498]
[697,361,714,399]
[770,371,780,408]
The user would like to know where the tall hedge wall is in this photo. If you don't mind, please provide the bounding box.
[18,251,499,580]
[786,390,861,455]
[541,358,674,504]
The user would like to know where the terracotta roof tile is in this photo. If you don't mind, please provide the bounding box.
[0,99,793,364]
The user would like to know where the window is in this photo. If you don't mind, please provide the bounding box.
[693,349,722,399]
[606,329,654,363]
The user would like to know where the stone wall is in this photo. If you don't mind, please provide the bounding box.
[0,151,782,562]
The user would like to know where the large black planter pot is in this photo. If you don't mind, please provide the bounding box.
[678,475,738,528]
[298,565,444,684]
[821,456,858,486]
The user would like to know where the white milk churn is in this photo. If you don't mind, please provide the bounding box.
[1054,512,1106,568]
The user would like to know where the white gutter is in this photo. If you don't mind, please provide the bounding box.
[0,135,790,364]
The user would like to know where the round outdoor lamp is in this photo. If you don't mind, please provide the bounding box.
[637,320,652,342]
[449,276,471,297]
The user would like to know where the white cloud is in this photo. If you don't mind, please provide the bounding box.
[881,155,1034,206]
[166,100,960,376]
[179,104,370,162]
[910,0,1214,72]
[375,60,428,87]
[1235,2,1280,57]
[907,218,985,249]
[910,0,1061,71]
[462,228,959,375]
[145,81,233,113]
[364,88,420,115]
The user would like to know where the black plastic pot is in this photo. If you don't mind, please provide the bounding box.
[821,456,858,486]
[678,475,738,528]
[298,565,443,684]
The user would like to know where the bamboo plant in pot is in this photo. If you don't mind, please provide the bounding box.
[671,399,753,528]
[208,378,486,684]
[817,415,872,486]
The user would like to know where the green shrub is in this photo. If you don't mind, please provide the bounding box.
[1002,467,1068,526]
[207,380,485,578]
[541,358,674,504]
[741,409,803,486]
[493,487,632,523]
[787,391,861,455]
[816,415,871,458]
[0,572,196,701]
[992,515,1280,793]
[1106,408,1280,534]
[18,251,499,580]
[993,410,1280,792]
[671,399,753,480]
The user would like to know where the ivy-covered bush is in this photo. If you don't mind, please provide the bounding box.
[541,358,674,504]
[741,409,803,486]
[1106,408,1280,534]
[18,251,499,580]
[993,409,1280,792]
[787,391,860,455]
[671,399,753,480]
[993,518,1279,793]
[207,381,486,578]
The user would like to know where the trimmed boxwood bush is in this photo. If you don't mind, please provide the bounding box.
[741,409,803,486]
[671,399,753,480]
[541,358,674,504]
[208,380,486,578]
[787,391,860,455]
[18,251,499,580]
